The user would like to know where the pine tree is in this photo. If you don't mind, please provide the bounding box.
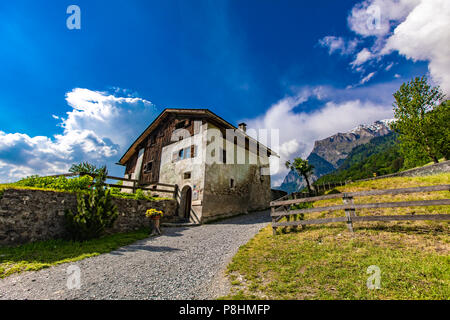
[65,166,118,240]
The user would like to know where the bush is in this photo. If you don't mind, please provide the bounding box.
[14,175,92,192]
[64,168,118,240]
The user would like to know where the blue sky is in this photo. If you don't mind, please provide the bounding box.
[0,0,448,183]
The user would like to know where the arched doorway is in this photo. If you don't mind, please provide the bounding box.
[180,185,192,221]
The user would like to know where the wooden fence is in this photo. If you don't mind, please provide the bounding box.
[270,184,450,235]
[46,172,178,199]
[276,181,348,202]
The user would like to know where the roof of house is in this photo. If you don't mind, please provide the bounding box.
[117,108,278,165]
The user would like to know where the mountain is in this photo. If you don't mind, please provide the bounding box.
[314,132,403,184]
[278,119,394,193]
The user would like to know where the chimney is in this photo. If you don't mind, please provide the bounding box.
[238,122,247,132]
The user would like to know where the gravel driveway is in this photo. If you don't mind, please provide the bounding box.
[0,210,270,300]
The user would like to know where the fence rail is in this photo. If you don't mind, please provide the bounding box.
[270,184,450,235]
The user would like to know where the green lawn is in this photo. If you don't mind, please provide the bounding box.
[221,173,450,300]
[0,229,150,278]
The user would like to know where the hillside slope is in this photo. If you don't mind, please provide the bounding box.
[222,173,450,300]
[315,132,404,184]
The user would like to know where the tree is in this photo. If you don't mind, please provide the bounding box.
[428,100,450,160]
[390,76,447,164]
[285,158,315,193]
[69,161,101,176]
[65,166,118,240]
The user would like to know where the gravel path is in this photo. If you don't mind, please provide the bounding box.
[0,210,270,300]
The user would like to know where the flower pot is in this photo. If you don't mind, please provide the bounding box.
[150,217,161,235]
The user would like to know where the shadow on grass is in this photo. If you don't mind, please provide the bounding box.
[0,228,156,278]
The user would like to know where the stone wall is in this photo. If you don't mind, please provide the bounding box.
[0,188,177,246]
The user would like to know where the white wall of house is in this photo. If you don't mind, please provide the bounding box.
[159,127,206,222]
[201,122,272,222]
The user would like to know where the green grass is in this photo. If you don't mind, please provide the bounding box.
[0,228,150,278]
[221,173,450,300]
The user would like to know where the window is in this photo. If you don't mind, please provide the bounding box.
[230,178,235,189]
[143,161,153,173]
[148,136,156,147]
[175,120,188,129]
[183,172,191,179]
[172,145,196,162]
[222,149,227,164]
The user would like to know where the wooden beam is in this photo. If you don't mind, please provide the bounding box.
[273,217,347,227]
[272,214,450,228]
[106,175,138,182]
[352,214,450,222]
[270,184,450,207]
[271,199,450,217]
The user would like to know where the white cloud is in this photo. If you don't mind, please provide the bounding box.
[322,0,449,94]
[348,0,420,38]
[0,88,156,182]
[394,73,401,78]
[244,87,393,185]
[385,62,394,71]
[318,36,359,55]
[351,48,374,67]
[381,0,450,93]
[360,71,376,84]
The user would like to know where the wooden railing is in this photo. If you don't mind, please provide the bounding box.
[270,184,450,235]
[46,172,177,199]
[276,181,349,203]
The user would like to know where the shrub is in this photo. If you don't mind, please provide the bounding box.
[134,189,147,200]
[64,167,118,240]
[14,175,92,192]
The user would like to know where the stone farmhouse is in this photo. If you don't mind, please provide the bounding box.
[117,108,278,223]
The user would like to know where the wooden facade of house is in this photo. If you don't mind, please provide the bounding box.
[123,113,200,185]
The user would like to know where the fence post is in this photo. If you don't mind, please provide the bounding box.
[271,206,277,236]
[283,205,290,233]
[343,195,355,232]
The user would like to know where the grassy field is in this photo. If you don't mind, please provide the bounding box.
[0,229,150,278]
[221,173,450,300]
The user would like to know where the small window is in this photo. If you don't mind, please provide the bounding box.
[149,136,156,146]
[143,161,153,173]
[184,146,191,159]
[184,172,191,179]
[178,149,184,159]
[230,178,235,189]
[222,149,227,164]
[175,120,187,129]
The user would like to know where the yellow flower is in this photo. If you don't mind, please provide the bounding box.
[145,208,164,218]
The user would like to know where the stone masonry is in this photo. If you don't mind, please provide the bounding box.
[0,188,177,246]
